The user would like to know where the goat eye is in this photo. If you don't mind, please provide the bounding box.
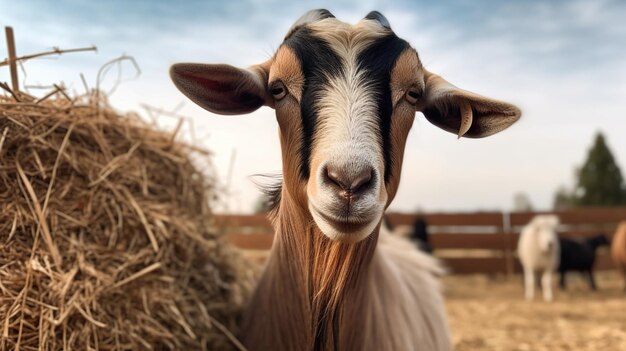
[405,88,421,105]
[270,81,287,100]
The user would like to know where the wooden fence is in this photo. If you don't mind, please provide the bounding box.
[218,207,626,275]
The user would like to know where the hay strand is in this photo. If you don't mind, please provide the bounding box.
[15,161,63,268]
[0,45,97,68]
[0,82,20,102]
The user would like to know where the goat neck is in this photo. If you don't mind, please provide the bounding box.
[242,188,379,351]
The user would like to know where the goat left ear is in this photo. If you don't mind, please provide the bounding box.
[170,62,272,115]
[416,71,521,138]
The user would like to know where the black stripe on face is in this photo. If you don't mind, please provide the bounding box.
[357,34,409,182]
[284,27,343,180]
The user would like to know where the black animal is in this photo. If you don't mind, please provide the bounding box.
[410,218,433,254]
[558,234,610,290]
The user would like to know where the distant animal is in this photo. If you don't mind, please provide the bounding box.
[410,218,433,254]
[517,215,560,301]
[612,222,626,291]
[170,8,520,351]
[558,234,610,291]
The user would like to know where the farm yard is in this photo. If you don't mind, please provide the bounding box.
[3,2,626,350]
[445,272,626,351]
[233,245,626,351]
[235,246,626,351]
[225,209,626,351]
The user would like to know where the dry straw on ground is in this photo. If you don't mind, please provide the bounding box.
[445,272,626,351]
[0,82,252,350]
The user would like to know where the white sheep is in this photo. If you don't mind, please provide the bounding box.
[517,215,560,301]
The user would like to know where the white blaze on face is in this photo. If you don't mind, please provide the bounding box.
[306,20,390,242]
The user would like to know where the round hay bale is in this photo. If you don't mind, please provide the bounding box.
[0,93,251,350]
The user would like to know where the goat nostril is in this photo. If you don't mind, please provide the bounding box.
[351,169,373,193]
[324,165,374,199]
[325,167,346,190]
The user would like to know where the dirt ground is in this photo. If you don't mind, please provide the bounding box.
[443,271,626,351]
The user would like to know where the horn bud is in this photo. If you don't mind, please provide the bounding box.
[364,11,391,29]
[286,9,335,38]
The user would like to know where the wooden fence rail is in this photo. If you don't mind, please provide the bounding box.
[218,207,626,275]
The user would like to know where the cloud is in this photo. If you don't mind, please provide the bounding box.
[2,0,625,212]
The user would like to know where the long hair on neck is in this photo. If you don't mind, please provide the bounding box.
[245,181,379,350]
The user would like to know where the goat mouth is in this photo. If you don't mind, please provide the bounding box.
[310,207,379,243]
[311,204,374,232]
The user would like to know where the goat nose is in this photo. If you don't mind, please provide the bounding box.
[324,165,374,199]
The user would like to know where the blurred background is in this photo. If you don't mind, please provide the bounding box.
[2,1,626,350]
[2,0,625,213]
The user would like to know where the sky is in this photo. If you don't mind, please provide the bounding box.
[1,0,625,213]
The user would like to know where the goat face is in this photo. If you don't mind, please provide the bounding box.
[170,9,521,244]
[534,215,560,253]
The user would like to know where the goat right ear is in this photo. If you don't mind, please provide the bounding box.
[170,62,272,115]
[417,71,521,138]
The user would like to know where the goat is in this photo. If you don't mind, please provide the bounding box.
[517,215,560,301]
[558,234,610,291]
[612,222,626,292]
[170,9,521,351]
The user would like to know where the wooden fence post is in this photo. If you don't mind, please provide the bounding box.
[502,211,515,277]
[5,26,19,92]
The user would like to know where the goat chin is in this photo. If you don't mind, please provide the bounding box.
[311,214,379,244]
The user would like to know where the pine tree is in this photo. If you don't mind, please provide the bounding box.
[572,132,626,206]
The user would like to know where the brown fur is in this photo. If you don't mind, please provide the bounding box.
[270,48,304,102]
[241,19,452,351]
[241,190,378,350]
[612,222,626,290]
[386,50,422,202]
